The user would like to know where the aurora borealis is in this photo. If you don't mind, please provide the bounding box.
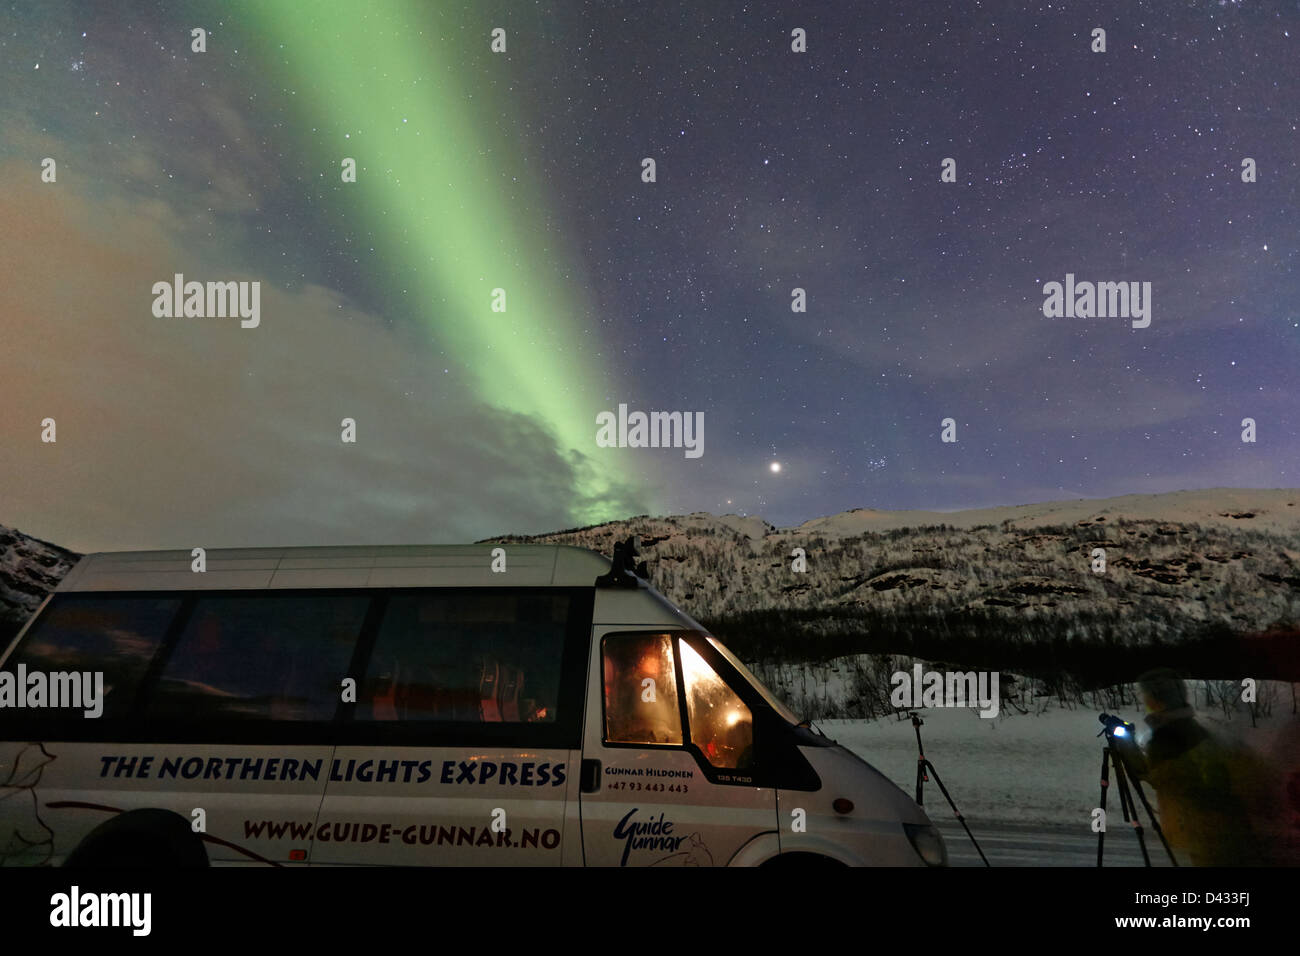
[241,0,628,521]
[1,0,1297,552]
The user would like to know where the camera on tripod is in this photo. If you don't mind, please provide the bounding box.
[1093,710,1178,867]
[1098,712,1136,740]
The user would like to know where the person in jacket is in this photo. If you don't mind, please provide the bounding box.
[1118,668,1267,866]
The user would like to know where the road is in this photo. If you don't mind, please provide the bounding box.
[933,818,1178,867]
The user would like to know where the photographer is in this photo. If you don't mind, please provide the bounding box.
[1113,668,1266,866]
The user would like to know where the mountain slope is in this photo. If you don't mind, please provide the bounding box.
[485,489,1300,651]
[0,527,81,645]
[2,488,1297,659]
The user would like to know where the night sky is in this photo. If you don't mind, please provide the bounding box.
[2,0,1297,552]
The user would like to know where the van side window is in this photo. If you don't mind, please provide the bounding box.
[146,595,368,721]
[680,640,754,769]
[358,592,568,724]
[5,595,180,719]
[602,633,683,746]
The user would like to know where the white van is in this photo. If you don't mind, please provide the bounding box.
[0,540,946,867]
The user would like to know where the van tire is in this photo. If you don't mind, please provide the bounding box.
[64,809,210,868]
[762,852,846,868]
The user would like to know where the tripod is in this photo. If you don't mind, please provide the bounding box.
[906,710,989,866]
[1095,727,1179,867]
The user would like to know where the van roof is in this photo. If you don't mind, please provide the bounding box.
[56,544,613,592]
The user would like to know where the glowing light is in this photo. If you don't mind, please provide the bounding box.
[679,639,712,687]
[769,461,781,473]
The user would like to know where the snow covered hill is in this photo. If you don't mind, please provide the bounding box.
[2,488,1297,664]
[790,488,1300,537]
[0,527,80,646]
[484,488,1300,636]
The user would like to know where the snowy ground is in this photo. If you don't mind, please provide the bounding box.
[814,696,1299,865]
[821,705,1151,828]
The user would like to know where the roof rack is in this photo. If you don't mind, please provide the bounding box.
[594,535,648,588]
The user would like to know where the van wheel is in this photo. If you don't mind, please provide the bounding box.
[763,852,846,868]
[64,809,209,868]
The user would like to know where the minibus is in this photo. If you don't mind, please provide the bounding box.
[0,540,947,867]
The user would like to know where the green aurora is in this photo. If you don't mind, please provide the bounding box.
[238,0,641,525]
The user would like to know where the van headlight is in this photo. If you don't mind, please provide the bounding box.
[903,823,948,867]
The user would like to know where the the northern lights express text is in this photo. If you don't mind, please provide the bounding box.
[97,755,566,786]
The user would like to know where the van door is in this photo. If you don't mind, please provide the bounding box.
[578,629,778,866]
[311,588,586,865]
[135,591,365,865]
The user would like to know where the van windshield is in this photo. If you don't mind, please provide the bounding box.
[705,636,800,727]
